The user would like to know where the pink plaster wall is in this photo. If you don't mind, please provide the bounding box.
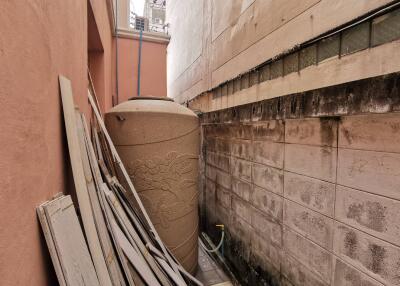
[0,0,114,285]
[89,0,115,112]
[114,37,168,103]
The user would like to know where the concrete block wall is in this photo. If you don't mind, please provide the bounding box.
[200,80,400,285]
[167,0,398,104]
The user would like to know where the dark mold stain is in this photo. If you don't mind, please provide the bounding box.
[338,259,376,286]
[347,203,364,222]
[320,117,338,146]
[321,146,333,156]
[270,199,276,213]
[368,243,386,274]
[219,155,230,171]
[253,121,284,142]
[238,162,243,174]
[214,124,231,138]
[390,122,400,132]
[238,145,243,155]
[295,211,327,233]
[366,202,387,233]
[344,230,358,258]
[347,201,387,232]
[200,72,400,124]
[230,123,253,139]
[205,137,217,152]
[216,139,230,154]
[341,127,352,145]
[202,218,282,286]
[239,105,253,123]
[300,191,311,205]
[286,125,299,137]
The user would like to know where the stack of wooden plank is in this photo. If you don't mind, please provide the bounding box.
[37,75,203,286]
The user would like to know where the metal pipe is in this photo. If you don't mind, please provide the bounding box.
[115,0,119,105]
[137,28,143,96]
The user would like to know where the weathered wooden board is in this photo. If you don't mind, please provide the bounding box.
[43,195,100,286]
[77,112,126,286]
[146,243,203,286]
[99,182,142,286]
[111,219,161,286]
[108,187,200,286]
[104,186,172,286]
[113,185,153,246]
[37,198,67,286]
[93,127,105,163]
[81,114,138,286]
[88,70,103,117]
[59,75,112,286]
[176,264,203,286]
[156,257,186,286]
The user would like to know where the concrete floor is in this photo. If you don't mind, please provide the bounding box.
[195,246,232,286]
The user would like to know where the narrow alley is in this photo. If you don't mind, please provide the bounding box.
[1,1,400,286]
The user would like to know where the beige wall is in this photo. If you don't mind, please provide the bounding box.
[0,0,114,284]
[167,0,396,104]
[167,0,204,94]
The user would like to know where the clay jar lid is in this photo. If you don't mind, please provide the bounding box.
[105,96,199,146]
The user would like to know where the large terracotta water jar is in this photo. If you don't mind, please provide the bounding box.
[105,97,200,273]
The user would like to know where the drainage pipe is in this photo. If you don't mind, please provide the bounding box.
[199,225,225,254]
[137,28,143,96]
[115,0,119,105]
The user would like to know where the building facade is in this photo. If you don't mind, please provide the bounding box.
[144,0,167,33]
[167,1,400,286]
